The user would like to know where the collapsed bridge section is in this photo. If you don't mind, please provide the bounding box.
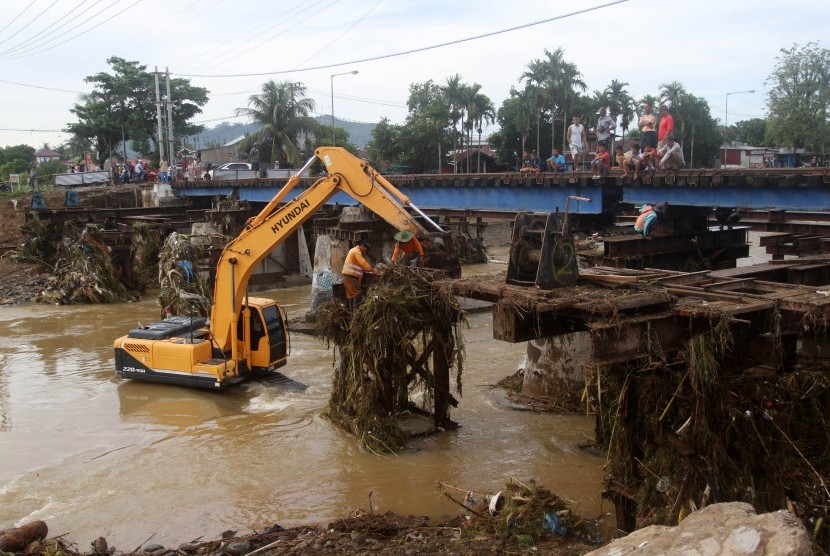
[446,267,830,540]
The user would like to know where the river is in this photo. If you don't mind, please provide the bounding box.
[0,261,605,549]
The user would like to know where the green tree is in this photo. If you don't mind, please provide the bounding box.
[35,160,66,186]
[605,80,635,142]
[236,80,318,168]
[444,74,464,172]
[314,126,358,155]
[521,48,585,154]
[367,117,403,169]
[765,42,830,152]
[0,144,35,166]
[466,88,495,172]
[496,86,536,164]
[678,96,722,167]
[0,160,31,182]
[67,57,208,165]
[401,80,452,172]
[730,118,768,145]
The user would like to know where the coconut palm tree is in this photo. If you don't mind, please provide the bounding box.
[520,58,550,153]
[443,74,464,173]
[604,80,635,146]
[552,57,587,151]
[236,80,318,168]
[466,88,495,172]
[501,86,536,165]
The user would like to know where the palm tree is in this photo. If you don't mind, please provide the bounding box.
[520,58,549,153]
[443,74,464,173]
[605,80,634,143]
[236,80,318,168]
[501,86,536,166]
[466,89,495,172]
[561,62,588,150]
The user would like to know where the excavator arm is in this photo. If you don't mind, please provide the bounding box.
[210,146,442,354]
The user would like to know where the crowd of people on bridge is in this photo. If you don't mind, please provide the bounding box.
[519,101,684,178]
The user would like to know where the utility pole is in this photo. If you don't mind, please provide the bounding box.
[154,67,165,162]
[165,67,174,164]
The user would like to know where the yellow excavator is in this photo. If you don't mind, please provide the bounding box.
[113,147,459,389]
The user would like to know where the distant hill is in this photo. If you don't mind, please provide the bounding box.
[193,118,375,149]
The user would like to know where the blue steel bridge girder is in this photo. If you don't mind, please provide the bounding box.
[623,184,830,211]
[174,168,830,213]
[177,183,608,214]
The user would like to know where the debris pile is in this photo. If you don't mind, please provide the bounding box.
[319,266,464,453]
[452,230,488,264]
[157,232,212,318]
[37,223,132,304]
[130,222,163,292]
[595,307,830,551]
[438,477,604,549]
[15,215,62,265]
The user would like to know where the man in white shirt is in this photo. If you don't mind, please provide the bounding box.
[656,136,684,170]
[567,115,587,170]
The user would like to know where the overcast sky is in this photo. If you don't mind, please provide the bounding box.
[0,0,824,149]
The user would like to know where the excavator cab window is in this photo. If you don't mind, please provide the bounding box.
[261,304,287,363]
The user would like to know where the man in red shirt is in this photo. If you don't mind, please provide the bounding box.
[590,142,612,179]
[658,105,675,149]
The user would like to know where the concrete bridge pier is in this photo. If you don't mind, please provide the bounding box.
[520,332,592,404]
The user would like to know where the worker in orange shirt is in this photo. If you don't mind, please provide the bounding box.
[391,230,424,266]
[341,241,377,310]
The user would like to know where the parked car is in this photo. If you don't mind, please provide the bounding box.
[209,162,253,179]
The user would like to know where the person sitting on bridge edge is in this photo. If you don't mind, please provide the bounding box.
[634,203,658,238]
[546,148,567,172]
[591,142,611,179]
[657,135,685,170]
[341,240,377,310]
[519,148,541,173]
[391,230,424,267]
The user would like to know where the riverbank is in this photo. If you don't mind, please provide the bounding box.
[10,479,609,555]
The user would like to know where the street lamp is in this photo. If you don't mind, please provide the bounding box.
[725,89,755,130]
[330,70,359,146]
[723,89,755,168]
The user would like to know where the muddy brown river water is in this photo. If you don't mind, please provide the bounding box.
[0,261,606,549]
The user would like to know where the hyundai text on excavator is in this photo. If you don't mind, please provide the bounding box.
[113,147,459,389]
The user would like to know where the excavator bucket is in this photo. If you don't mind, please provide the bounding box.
[506,212,578,289]
[422,231,461,278]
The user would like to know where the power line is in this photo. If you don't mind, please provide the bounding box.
[172,0,629,78]
[0,0,60,48]
[0,127,65,133]
[0,78,84,94]
[0,0,37,39]
[185,0,339,75]
[291,0,383,70]
[0,0,97,58]
[0,0,142,60]
[178,0,311,74]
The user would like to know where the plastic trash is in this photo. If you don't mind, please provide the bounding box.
[543,512,568,535]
